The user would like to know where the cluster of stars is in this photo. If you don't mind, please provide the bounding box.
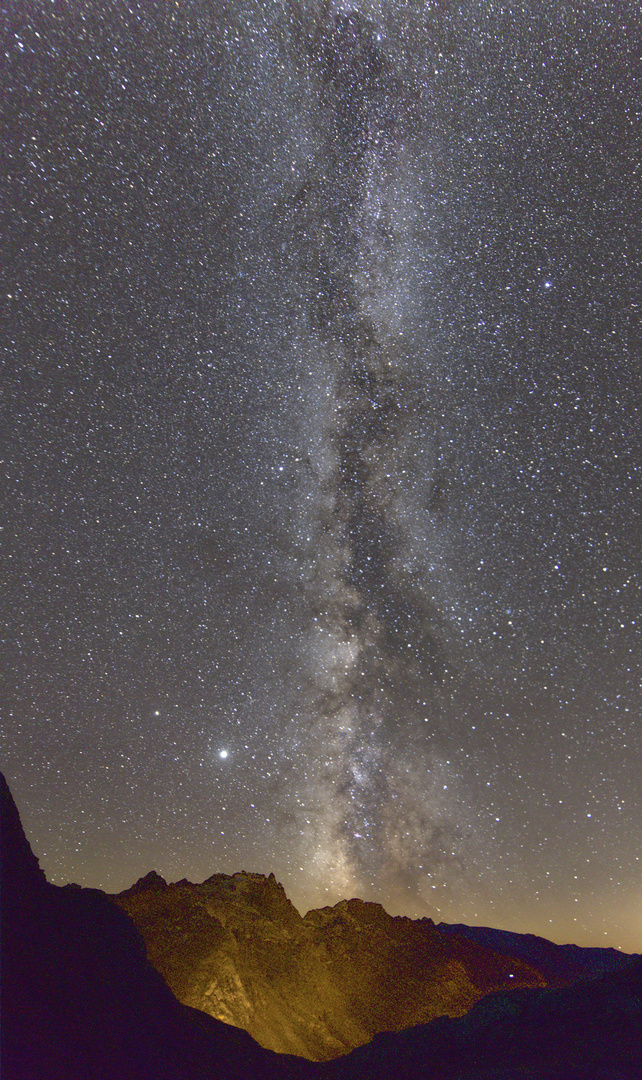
[1,1,640,952]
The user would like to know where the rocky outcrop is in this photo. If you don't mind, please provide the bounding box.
[116,871,548,1060]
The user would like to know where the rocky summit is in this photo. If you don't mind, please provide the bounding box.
[116,869,547,1060]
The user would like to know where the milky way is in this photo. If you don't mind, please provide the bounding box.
[2,0,641,950]
[281,10,469,903]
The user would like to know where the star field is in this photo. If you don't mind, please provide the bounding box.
[2,0,641,952]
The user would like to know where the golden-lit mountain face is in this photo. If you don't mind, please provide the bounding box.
[4,772,641,1080]
[116,869,545,1060]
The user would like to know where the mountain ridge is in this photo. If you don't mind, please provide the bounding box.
[114,865,637,1061]
[437,919,637,985]
[3,770,641,1079]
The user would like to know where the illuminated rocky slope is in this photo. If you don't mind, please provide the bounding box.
[116,869,547,1060]
[4,770,641,1080]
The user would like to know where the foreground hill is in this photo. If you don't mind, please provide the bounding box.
[115,870,546,1059]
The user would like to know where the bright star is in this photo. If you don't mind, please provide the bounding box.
[219,749,229,760]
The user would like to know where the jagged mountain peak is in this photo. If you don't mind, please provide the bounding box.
[116,869,548,1060]
[120,870,169,896]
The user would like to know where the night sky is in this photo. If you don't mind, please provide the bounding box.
[2,0,641,952]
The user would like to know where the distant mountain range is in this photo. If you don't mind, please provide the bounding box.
[436,920,635,986]
[3,771,641,1080]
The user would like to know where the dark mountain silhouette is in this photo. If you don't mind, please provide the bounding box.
[318,958,642,1080]
[437,920,639,985]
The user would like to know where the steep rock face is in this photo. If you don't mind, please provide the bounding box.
[116,873,547,1060]
[0,773,310,1080]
